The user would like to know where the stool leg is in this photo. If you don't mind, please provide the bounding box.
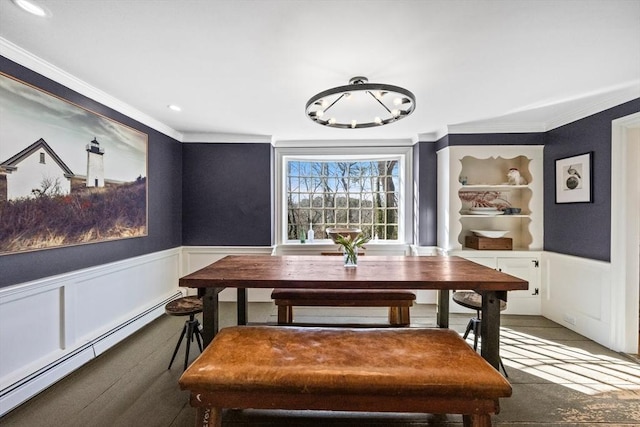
[472,318,481,350]
[184,315,196,371]
[168,322,188,370]
[193,320,203,352]
[500,358,509,378]
[462,318,474,340]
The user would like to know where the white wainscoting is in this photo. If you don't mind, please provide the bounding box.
[0,246,619,416]
[0,248,182,416]
[181,246,275,301]
[541,251,612,348]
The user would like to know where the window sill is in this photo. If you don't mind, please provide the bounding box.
[274,242,411,256]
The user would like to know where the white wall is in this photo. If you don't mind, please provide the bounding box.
[0,248,182,416]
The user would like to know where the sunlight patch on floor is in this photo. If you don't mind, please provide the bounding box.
[499,328,640,395]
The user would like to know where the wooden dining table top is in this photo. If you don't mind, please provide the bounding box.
[179,255,529,291]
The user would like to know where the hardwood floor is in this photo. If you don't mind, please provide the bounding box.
[1,303,639,426]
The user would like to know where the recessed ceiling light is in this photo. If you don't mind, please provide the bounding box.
[167,104,182,112]
[12,0,50,17]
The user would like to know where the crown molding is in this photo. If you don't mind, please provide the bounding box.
[0,37,183,142]
[447,122,548,134]
[181,132,273,144]
[273,138,415,148]
[416,130,443,143]
[545,83,640,131]
[445,82,640,135]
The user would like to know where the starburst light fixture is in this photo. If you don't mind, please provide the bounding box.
[305,76,416,129]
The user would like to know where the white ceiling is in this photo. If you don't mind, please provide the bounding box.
[0,0,639,143]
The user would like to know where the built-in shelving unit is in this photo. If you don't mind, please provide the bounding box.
[437,145,544,315]
[437,145,543,252]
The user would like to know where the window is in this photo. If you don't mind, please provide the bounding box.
[39,152,45,164]
[277,145,412,244]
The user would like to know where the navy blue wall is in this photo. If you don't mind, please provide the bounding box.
[3,52,636,289]
[415,142,438,246]
[181,143,272,246]
[544,98,640,262]
[0,57,183,288]
[436,132,545,151]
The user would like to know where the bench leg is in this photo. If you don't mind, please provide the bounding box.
[195,407,221,427]
[463,414,492,427]
[388,307,410,326]
[277,305,293,324]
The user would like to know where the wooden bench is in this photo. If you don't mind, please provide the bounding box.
[271,288,416,325]
[179,326,512,427]
[271,251,416,326]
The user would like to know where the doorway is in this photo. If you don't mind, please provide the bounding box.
[611,113,640,354]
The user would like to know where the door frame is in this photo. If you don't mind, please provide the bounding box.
[611,112,640,353]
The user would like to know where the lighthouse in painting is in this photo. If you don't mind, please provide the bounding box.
[85,137,105,187]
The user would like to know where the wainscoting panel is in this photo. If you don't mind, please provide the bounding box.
[181,246,274,301]
[0,248,182,416]
[541,251,612,348]
[0,287,64,386]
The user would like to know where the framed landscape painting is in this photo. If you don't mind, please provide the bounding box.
[0,72,148,254]
[555,152,593,204]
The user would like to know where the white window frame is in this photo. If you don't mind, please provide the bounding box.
[275,143,413,246]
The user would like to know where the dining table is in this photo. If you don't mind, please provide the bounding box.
[178,255,528,369]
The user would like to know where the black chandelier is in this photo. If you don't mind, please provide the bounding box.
[305,76,416,129]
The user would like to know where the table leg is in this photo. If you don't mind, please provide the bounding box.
[436,289,449,328]
[237,288,248,325]
[202,287,222,346]
[480,290,505,370]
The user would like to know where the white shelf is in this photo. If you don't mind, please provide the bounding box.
[460,184,530,190]
[437,145,543,252]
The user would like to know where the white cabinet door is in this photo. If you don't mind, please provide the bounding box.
[451,254,541,315]
[496,257,541,315]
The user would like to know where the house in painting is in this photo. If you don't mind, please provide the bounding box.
[0,138,74,201]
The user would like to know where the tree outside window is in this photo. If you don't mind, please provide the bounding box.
[286,159,399,241]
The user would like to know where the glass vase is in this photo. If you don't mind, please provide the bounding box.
[343,251,358,267]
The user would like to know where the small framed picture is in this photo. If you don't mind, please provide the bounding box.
[555,152,593,203]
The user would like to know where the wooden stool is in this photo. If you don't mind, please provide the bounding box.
[165,296,203,371]
[179,326,512,427]
[452,291,508,376]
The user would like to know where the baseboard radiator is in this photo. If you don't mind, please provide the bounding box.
[0,291,182,416]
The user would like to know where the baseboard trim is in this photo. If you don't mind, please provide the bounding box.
[0,291,181,416]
